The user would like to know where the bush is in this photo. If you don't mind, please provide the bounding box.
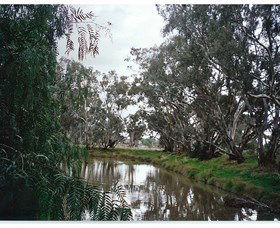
[188,142,219,160]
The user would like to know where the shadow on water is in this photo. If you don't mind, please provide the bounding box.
[79,157,280,221]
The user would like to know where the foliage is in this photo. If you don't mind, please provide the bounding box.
[57,59,132,149]
[156,4,280,167]
[36,171,132,220]
[126,5,280,168]
[140,137,158,148]
[126,111,146,147]
[62,5,111,60]
[0,4,131,220]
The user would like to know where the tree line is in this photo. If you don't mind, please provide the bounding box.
[125,5,280,170]
[56,5,280,171]
[56,57,147,149]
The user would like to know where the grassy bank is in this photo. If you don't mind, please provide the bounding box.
[89,148,280,209]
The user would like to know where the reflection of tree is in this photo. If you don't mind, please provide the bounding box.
[79,159,122,191]
[127,164,135,191]
[77,158,279,221]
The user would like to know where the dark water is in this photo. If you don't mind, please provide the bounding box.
[80,157,279,221]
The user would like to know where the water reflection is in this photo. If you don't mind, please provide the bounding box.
[79,158,279,221]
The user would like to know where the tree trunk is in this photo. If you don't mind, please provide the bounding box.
[230,101,245,142]
[225,136,245,163]
[257,98,270,167]
[164,140,174,152]
[228,152,245,164]
[257,129,266,167]
[266,107,280,170]
[129,131,135,147]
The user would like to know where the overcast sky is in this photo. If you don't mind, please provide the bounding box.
[58,4,165,76]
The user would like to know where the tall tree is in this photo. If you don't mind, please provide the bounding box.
[57,60,132,149]
[155,4,280,166]
[126,111,146,147]
[0,5,131,220]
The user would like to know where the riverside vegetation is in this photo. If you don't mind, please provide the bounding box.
[90,148,280,212]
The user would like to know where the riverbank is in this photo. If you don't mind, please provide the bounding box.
[89,148,280,210]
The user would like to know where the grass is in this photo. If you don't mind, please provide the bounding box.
[89,148,280,209]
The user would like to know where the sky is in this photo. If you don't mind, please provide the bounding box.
[58,4,165,76]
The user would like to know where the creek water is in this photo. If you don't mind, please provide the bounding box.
[79,157,279,221]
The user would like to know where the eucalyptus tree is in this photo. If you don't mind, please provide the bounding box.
[153,5,277,164]
[157,4,280,167]
[0,5,131,220]
[91,71,131,149]
[129,5,280,163]
[128,43,196,153]
[126,111,146,147]
[240,5,280,168]
[57,62,132,149]
[129,38,231,157]
[141,137,159,148]
[56,57,100,147]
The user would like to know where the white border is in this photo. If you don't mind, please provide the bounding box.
[1,0,280,5]
[2,1,280,228]
[3,221,280,228]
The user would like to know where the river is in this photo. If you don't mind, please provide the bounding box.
[78,157,279,221]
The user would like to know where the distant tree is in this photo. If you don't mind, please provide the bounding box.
[141,137,158,148]
[57,62,131,149]
[90,71,131,149]
[56,58,99,147]
[126,111,146,147]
